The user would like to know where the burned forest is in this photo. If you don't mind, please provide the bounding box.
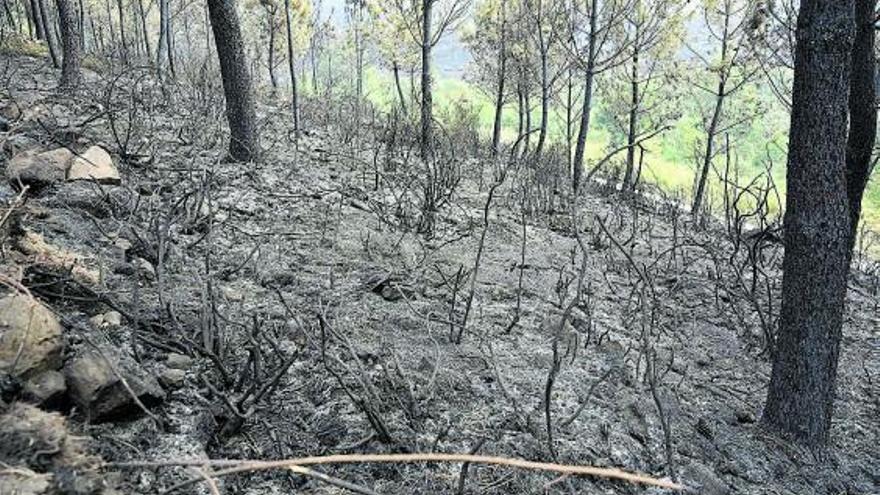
[0,0,878,494]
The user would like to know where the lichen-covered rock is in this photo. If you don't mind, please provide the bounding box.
[0,294,64,379]
[64,350,165,422]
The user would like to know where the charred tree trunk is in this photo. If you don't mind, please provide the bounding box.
[36,0,59,67]
[115,0,127,63]
[621,21,640,193]
[284,0,299,130]
[420,0,434,159]
[693,6,732,221]
[490,1,506,157]
[393,60,407,114]
[156,0,168,74]
[535,45,549,158]
[54,0,80,87]
[572,0,597,191]
[206,0,261,162]
[762,0,855,447]
[136,0,150,60]
[30,0,42,39]
[844,0,878,248]
[267,6,278,90]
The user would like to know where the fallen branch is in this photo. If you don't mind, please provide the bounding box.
[109,452,683,492]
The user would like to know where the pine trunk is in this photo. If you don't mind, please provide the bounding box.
[206,0,260,162]
[762,0,855,447]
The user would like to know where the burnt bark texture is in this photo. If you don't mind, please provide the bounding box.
[844,0,878,248]
[420,0,434,159]
[762,0,856,447]
[490,1,506,157]
[571,0,597,191]
[36,0,59,67]
[55,0,81,88]
[284,0,299,130]
[207,0,261,162]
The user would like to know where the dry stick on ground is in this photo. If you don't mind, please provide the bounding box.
[114,453,682,493]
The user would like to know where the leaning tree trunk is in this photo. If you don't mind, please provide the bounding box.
[419,0,433,159]
[284,0,299,130]
[762,0,855,447]
[36,0,59,67]
[844,0,878,249]
[54,0,80,87]
[393,60,407,114]
[206,0,260,162]
[30,0,43,39]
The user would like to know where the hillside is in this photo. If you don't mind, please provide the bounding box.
[0,54,878,495]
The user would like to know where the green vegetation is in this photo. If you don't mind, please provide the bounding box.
[348,65,880,231]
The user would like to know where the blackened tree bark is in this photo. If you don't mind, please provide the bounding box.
[36,0,59,67]
[207,0,261,162]
[490,0,505,157]
[116,0,128,63]
[762,0,856,446]
[54,0,80,87]
[691,2,731,221]
[572,0,597,191]
[420,0,434,159]
[844,0,877,248]
[30,0,43,40]
[156,0,169,75]
[262,0,278,91]
[621,8,640,193]
[393,60,407,114]
[135,0,150,59]
[283,0,299,130]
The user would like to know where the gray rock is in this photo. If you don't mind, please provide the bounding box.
[165,353,194,370]
[0,294,64,379]
[22,370,67,409]
[134,257,156,280]
[64,350,165,422]
[0,115,9,132]
[67,146,120,185]
[159,368,186,389]
[89,311,123,329]
[6,148,73,188]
